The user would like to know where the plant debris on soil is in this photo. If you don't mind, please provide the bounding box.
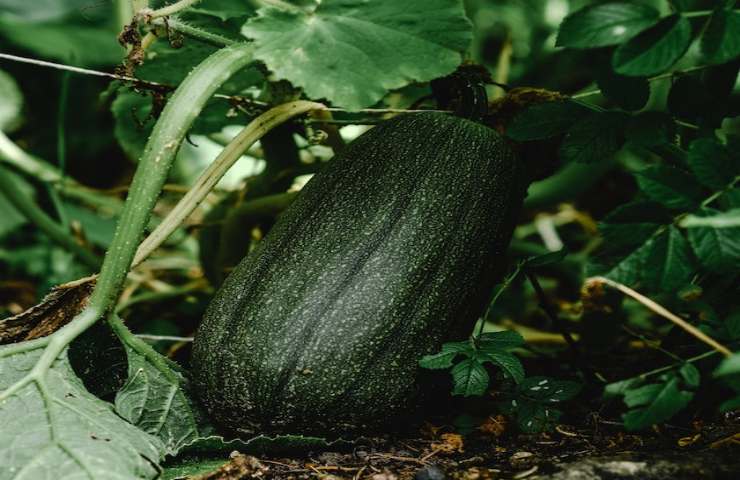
[172,418,740,480]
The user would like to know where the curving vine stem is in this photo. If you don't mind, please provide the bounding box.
[0,43,260,400]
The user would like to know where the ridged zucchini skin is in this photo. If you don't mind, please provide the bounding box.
[192,112,530,435]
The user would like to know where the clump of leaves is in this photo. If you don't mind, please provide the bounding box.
[498,376,582,433]
[605,363,700,431]
[419,330,526,396]
[420,250,581,432]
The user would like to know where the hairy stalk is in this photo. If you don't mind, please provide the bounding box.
[145,0,202,19]
[0,43,256,404]
[152,17,236,47]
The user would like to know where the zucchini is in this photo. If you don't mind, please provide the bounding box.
[192,112,531,434]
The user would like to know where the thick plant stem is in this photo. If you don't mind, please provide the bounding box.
[146,0,202,19]
[92,43,256,310]
[0,164,101,269]
[132,100,325,267]
[0,43,257,402]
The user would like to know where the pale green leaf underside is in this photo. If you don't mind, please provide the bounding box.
[242,0,472,109]
[115,346,202,457]
[0,346,162,480]
[0,69,23,132]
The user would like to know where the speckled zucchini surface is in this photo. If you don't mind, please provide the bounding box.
[192,112,530,435]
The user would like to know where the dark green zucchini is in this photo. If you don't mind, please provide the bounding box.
[192,112,532,435]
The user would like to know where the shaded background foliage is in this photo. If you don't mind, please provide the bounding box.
[0,0,739,478]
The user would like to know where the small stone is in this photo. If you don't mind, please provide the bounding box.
[415,465,446,480]
[509,451,536,469]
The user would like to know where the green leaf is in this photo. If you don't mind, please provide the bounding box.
[599,221,663,255]
[597,200,671,254]
[242,0,472,110]
[719,395,740,412]
[612,15,693,76]
[419,341,472,370]
[715,353,740,377]
[181,433,353,455]
[111,90,154,161]
[604,377,643,398]
[189,0,256,21]
[687,138,739,191]
[701,8,740,65]
[522,249,567,268]
[625,112,675,148]
[519,376,582,402]
[516,401,562,433]
[506,100,589,141]
[161,456,230,480]
[480,351,525,384]
[114,345,205,456]
[635,165,705,211]
[681,209,740,228]
[685,208,740,273]
[136,40,261,89]
[596,70,650,111]
[725,311,740,340]
[451,358,489,397]
[640,226,695,291]
[0,69,23,132]
[0,0,91,22]
[556,2,660,48]
[666,75,725,125]
[601,226,694,292]
[679,363,701,389]
[622,378,693,430]
[64,202,118,248]
[478,330,525,350]
[559,112,627,163]
[0,19,122,66]
[0,169,33,238]
[0,345,163,479]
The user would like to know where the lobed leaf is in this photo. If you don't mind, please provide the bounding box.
[0,346,163,480]
[241,0,472,110]
[115,346,207,456]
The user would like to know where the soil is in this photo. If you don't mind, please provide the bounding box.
[179,418,740,480]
